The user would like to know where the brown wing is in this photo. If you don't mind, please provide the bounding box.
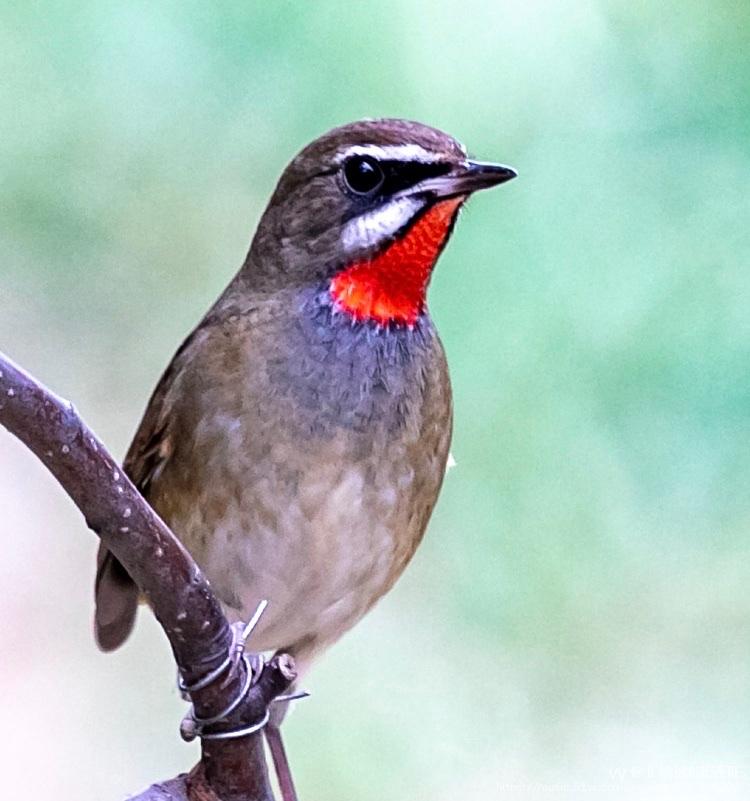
[93,333,191,651]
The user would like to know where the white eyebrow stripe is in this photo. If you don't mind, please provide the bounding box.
[335,143,442,164]
[340,196,424,252]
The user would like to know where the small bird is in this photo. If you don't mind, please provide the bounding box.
[94,118,515,795]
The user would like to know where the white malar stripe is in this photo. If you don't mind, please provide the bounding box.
[340,196,423,252]
[335,143,442,164]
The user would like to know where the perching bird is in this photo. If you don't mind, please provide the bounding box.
[94,118,515,797]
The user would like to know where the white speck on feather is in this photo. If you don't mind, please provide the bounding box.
[177,611,187,621]
[61,444,70,455]
[119,526,130,533]
[123,507,131,518]
[7,388,15,397]
[117,486,124,494]
[155,547,163,557]
[113,470,120,481]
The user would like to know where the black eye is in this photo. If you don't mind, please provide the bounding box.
[342,155,385,195]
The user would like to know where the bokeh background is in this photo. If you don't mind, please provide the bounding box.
[2,2,750,799]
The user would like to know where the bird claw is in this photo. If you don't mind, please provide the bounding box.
[177,600,271,742]
[220,601,269,688]
[177,599,269,695]
[219,620,254,689]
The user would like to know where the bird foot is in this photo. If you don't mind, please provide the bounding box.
[178,600,269,741]
[266,722,300,801]
[208,621,260,694]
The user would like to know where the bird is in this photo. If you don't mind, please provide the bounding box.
[94,118,515,798]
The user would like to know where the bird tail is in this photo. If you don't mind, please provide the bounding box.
[94,545,139,651]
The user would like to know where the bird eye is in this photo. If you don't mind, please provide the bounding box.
[342,155,385,195]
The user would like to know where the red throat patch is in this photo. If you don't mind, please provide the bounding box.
[329,197,464,326]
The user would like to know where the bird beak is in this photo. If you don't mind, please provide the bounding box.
[409,160,517,201]
[457,160,517,192]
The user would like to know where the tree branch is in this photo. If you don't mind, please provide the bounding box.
[0,351,293,801]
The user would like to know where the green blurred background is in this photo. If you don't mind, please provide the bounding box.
[2,2,750,799]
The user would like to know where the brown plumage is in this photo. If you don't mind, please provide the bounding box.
[95,118,515,684]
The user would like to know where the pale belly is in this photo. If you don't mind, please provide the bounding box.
[165,439,427,667]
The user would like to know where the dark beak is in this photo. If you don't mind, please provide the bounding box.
[458,160,517,192]
[411,159,517,201]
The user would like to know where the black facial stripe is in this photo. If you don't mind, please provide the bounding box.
[315,159,452,199]
[288,157,453,237]
[327,158,450,229]
[337,159,452,217]
[379,159,452,195]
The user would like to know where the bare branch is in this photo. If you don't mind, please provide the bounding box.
[0,351,293,800]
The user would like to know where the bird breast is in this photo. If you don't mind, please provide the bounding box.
[149,288,452,659]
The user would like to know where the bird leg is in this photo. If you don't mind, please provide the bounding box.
[264,682,311,801]
[218,619,265,690]
[178,601,269,737]
[221,600,270,688]
[265,719,299,801]
[178,600,307,800]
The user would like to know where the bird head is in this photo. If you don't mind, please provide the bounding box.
[247,118,516,327]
